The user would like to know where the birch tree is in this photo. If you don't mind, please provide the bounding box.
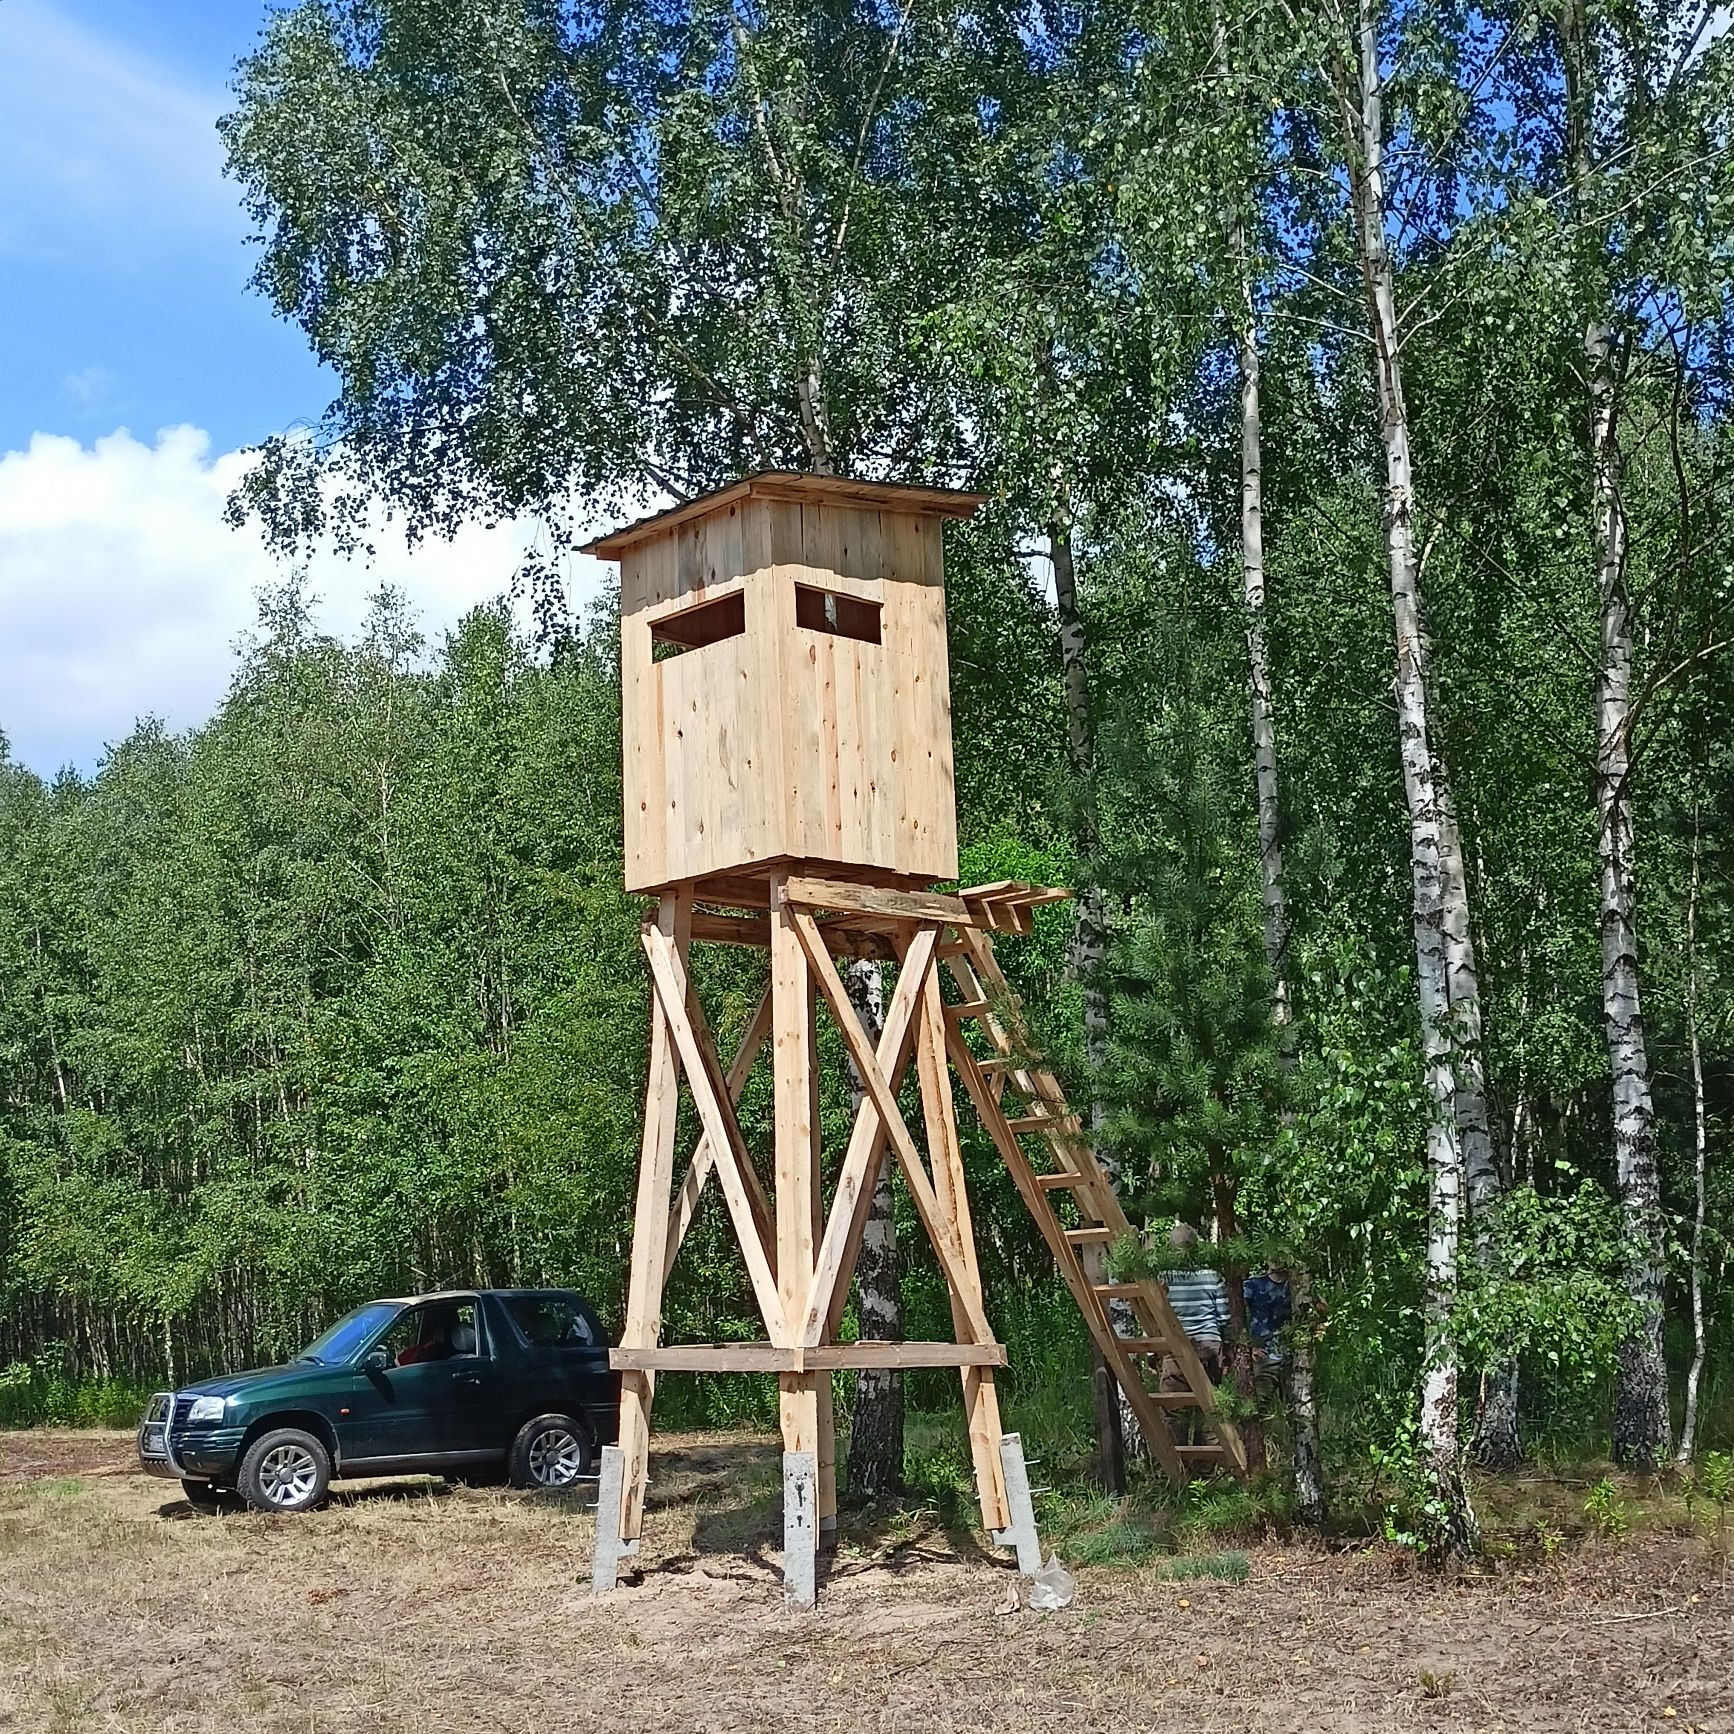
[1323,0,1480,1549]
[1473,0,1734,1465]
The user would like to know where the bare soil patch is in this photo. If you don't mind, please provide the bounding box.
[0,1428,1728,1733]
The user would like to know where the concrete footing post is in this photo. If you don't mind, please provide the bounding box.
[782,1448,818,1611]
[591,1444,637,1593]
[991,1432,1044,1576]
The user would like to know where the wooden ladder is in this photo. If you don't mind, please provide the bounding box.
[938,914,1247,1484]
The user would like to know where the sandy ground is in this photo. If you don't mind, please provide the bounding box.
[0,1428,1729,1733]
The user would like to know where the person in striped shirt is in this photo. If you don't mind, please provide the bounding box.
[1160,1221,1230,1401]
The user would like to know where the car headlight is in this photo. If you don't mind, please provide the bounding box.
[187,1396,227,1424]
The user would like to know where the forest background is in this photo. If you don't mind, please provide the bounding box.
[1,0,1731,1550]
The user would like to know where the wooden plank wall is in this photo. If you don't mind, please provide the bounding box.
[620,496,958,893]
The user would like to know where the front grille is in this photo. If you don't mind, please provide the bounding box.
[170,1395,193,1433]
[140,1391,174,1463]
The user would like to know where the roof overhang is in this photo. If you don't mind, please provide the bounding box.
[580,471,988,560]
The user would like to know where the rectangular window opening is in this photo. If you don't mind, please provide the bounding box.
[650,590,746,661]
[795,584,881,645]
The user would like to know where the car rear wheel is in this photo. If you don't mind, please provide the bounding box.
[509,1414,593,1490]
[237,1427,331,1514]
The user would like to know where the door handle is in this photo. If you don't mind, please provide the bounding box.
[454,1373,482,1386]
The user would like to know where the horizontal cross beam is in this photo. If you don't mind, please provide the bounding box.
[610,1341,1008,1374]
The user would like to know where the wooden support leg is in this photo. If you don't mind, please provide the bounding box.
[771,883,824,1587]
[611,893,691,1558]
[915,968,1010,1533]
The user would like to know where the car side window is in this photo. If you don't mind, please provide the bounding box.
[376,1300,485,1366]
[505,1296,596,1349]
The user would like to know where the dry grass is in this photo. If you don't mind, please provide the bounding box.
[0,1429,1731,1733]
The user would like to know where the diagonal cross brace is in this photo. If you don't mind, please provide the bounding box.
[787,907,994,1347]
[796,923,939,1346]
[663,983,774,1273]
[642,922,786,1340]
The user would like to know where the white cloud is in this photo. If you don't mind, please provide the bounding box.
[0,426,610,775]
[0,0,232,260]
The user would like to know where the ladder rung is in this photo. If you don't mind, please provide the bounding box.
[1117,1337,1171,1356]
[1034,1172,1085,1191]
[979,1056,1025,1074]
[1150,1391,1205,1408]
[1064,1227,1113,1243]
[1006,1113,1081,1135]
[1176,1444,1226,1461]
[945,1000,991,1019]
[1092,1283,1146,1299]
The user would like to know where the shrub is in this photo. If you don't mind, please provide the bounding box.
[1583,1477,1628,1541]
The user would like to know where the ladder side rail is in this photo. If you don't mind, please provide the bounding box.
[954,928,1250,1482]
[945,1024,1189,1483]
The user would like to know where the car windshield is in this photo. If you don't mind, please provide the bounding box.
[297,1302,402,1366]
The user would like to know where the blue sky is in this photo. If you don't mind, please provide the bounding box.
[0,0,329,454]
[0,1,603,777]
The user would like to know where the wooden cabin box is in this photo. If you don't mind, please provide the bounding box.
[588,475,980,896]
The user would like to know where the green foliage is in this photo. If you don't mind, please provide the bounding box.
[1455,1185,1638,1386]
[1064,1515,1164,1569]
[1173,1477,1278,1547]
[1371,1420,1474,1562]
[0,1362,150,1430]
[1155,1551,1252,1584]
[0,0,1731,1505]
[1097,556,1291,1228]
[1696,1451,1733,1528]
[1583,1477,1629,1542]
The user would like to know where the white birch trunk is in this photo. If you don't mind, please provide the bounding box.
[1234,262,1324,1521]
[1238,286,1292,1034]
[1558,4,1672,1465]
[1588,319,1670,1467]
[1678,812,1707,1465]
[1339,0,1475,1549]
[1437,783,1521,1466]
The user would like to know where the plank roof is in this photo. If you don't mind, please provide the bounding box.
[580,470,986,559]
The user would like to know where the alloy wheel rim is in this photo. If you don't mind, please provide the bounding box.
[259,1443,318,1507]
[528,1427,584,1486]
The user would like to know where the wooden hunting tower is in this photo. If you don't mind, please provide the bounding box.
[596,471,973,897]
[583,473,1244,1611]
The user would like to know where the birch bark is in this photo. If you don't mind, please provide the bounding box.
[1436,779,1520,1466]
[1213,0,1319,1517]
[1678,808,1707,1465]
[1232,269,1321,1504]
[787,299,910,1495]
[1336,0,1475,1549]
[1560,4,1671,1466]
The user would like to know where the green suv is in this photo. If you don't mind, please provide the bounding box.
[137,1289,620,1513]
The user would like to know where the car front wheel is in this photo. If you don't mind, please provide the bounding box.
[509,1413,594,1490]
[237,1427,331,1514]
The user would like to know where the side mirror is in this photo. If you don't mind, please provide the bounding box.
[361,1345,391,1372]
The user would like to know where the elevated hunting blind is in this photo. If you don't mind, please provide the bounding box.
[595,471,973,896]
[583,473,1245,1610]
